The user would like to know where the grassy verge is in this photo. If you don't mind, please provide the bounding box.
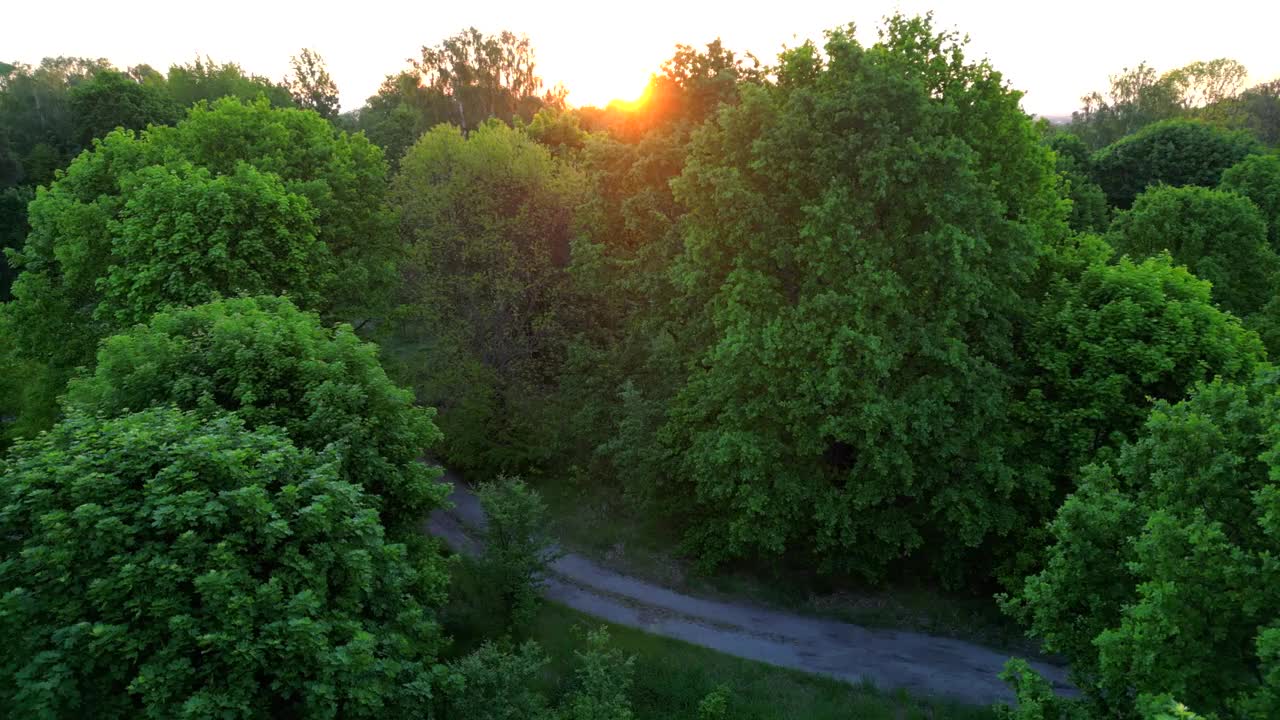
[537,473,1043,658]
[530,601,999,720]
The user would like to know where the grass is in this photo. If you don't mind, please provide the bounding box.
[529,601,1000,720]
[537,472,1045,659]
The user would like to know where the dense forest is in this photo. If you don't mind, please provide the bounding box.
[2,13,1280,719]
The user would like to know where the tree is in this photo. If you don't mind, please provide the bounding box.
[2,97,397,434]
[1090,119,1261,208]
[0,407,451,719]
[1109,184,1278,318]
[1014,248,1264,548]
[412,28,546,130]
[62,296,447,537]
[0,56,112,187]
[474,477,560,632]
[286,48,340,119]
[1047,133,1109,232]
[659,14,1066,581]
[391,122,585,474]
[1006,371,1280,719]
[1072,62,1184,148]
[165,56,294,109]
[1220,153,1280,251]
[67,68,180,145]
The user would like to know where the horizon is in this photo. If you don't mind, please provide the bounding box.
[5,1,1280,118]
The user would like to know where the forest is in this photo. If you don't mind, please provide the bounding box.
[2,12,1280,720]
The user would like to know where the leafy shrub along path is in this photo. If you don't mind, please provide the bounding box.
[425,473,1074,706]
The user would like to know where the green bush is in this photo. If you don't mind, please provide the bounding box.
[64,296,447,536]
[439,641,552,720]
[0,408,450,719]
[1006,370,1280,718]
[559,628,636,720]
[475,476,561,632]
[1091,119,1261,208]
[1109,184,1278,318]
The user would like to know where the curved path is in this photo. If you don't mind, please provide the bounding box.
[424,474,1074,706]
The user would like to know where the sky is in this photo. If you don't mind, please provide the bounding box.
[5,1,1279,118]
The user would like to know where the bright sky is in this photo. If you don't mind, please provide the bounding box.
[5,1,1279,118]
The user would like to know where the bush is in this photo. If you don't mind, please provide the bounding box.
[64,296,447,536]
[1006,370,1280,719]
[0,408,450,719]
[475,476,561,632]
[439,641,552,720]
[1109,184,1278,319]
[1091,119,1261,208]
[558,628,636,720]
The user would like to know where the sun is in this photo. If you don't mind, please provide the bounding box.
[566,66,655,110]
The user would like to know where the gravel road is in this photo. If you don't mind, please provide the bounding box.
[424,473,1074,706]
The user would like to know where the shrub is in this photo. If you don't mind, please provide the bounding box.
[439,641,551,720]
[0,408,449,719]
[64,295,447,536]
[558,628,636,720]
[475,476,561,632]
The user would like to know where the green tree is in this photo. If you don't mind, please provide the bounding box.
[1220,153,1280,251]
[558,628,636,720]
[474,477,560,632]
[412,28,548,130]
[1047,133,1109,232]
[2,97,397,433]
[165,56,294,109]
[62,296,446,537]
[67,68,181,145]
[1109,184,1278,318]
[660,14,1065,581]
[1014,249,1263,554]
[0,407,450,719]
[1090,119,1261,208]
[286,48,340,119]
[391,122,584,474]
[0,56,111,187]
[1006,370,1280,718]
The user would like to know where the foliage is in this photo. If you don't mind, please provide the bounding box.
[1220,152,1280,250]
[391,121,584,474]
[1015,249,1264,517]
[1071,59,1250,149]
[2,97,397,434]
[67,68,181,145]
[0,407,450,719]
[1047,134,1109,232]
[1006,370,1280,719]
[0,184,32,300]
[994,659,1089,720]
[413,28,551,130]
[0,57,111,187]
[286,48,340,119]
[165,56,294,109]
[1090,119,1262,208]
[439,640,552,720]
[1109,184,1278,318]
[62,295,447,537]
[659,14,1065,581]
[559,628,636,720]
[475,476,560,632]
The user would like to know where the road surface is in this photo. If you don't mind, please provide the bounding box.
[424,473,1073,706]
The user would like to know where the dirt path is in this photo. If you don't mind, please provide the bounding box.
[424,474,1074,706]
